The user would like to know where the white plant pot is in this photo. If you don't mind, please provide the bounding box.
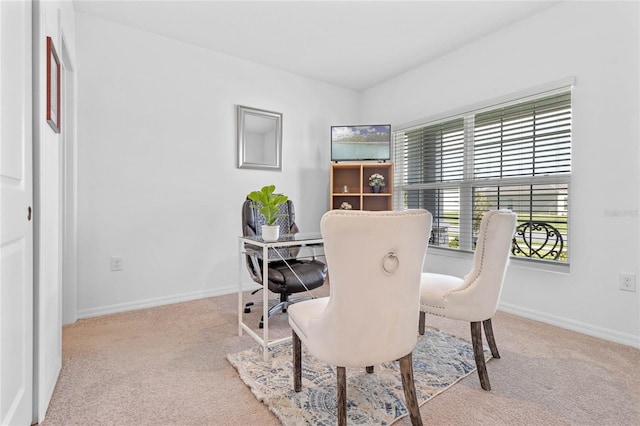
[261,225,280,242]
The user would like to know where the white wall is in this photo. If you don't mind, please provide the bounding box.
[75,12,359,317]
[361,1,640,347]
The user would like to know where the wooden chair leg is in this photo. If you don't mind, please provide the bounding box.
[399,353,423,426]
[483,318,500,359]
[366,366,374,373]
[293,331,302,392]
[471,321,491,391]
[337,366,347,426]
[418,311,425,335]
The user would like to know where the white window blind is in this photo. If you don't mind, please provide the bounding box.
[394,89,571,263]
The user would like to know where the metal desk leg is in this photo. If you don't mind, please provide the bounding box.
[262,244,269,361]
[238,239,243,337]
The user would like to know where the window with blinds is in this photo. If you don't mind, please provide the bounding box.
[393,89,571,263]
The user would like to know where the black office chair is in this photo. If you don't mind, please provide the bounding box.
[242,199,327,328]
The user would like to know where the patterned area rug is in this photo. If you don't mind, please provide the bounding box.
[227,329,491,425]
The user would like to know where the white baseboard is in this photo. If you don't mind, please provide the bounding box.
[499,302,640,349]
[77,290,639,349]
[76,284,260,320]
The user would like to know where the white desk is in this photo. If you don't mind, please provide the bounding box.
[238,232,324,360]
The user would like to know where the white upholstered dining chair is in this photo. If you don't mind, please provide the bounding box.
[288,209,432,426]
[419,209,517,391]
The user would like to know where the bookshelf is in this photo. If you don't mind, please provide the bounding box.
[330,162,393,211]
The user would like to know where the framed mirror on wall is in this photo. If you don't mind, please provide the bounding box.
[237,105,282,171]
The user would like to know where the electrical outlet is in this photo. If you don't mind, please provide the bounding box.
[619,272,636,292]
[110,256,123,271]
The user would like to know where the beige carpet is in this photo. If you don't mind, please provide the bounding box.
[41,287,640,425]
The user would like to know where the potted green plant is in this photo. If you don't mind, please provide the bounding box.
[247,185,288,241]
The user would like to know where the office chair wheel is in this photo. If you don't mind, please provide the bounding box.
[244,302,254,314]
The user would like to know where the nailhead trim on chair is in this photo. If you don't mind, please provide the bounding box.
[326,210,429,218]
[420,306,445,315]
[448,211,496,295]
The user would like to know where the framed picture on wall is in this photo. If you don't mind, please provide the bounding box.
[46,36,61,133]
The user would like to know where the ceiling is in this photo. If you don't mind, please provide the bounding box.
[73,1,559,91]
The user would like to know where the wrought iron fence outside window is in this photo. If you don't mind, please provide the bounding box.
[393,88,572,263]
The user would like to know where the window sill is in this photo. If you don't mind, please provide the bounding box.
[427,246,570,274]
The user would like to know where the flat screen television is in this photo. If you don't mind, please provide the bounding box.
[331,124,391,162]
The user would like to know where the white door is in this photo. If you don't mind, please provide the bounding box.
[0,1,33,425]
